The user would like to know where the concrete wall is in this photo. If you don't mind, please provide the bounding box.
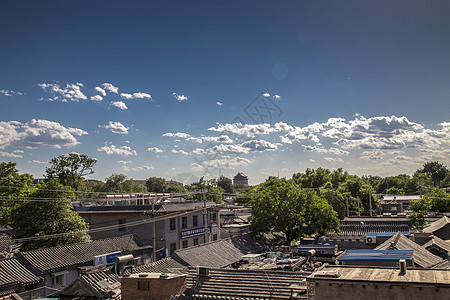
[312,281,450,300]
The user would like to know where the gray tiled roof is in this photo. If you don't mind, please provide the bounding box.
[132,257,188,274]
[423,216,450,234]
[18,234,150,274]
[423,235,450,254]
[0,257,42,289]
[375,232,443,268]
[184,267,309,299]
[172,234,264,268]
[0,235,13,253]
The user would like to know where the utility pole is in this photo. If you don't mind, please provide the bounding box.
[203,191,209,244]
[357,197,361,216]
[369,188,373,217]
[346,198,349,217]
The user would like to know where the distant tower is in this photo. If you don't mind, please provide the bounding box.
[233,172,249,186]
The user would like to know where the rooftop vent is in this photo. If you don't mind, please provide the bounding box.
[399,259,407,275]
[313,271,341,278]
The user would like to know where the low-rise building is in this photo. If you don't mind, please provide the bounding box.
[375,232,443,268]
[306,265,450,300]
[16,235,151,296]
[423,216,450,240]
[379,195,422,215]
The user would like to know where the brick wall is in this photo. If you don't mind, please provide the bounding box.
[121,273,186,300]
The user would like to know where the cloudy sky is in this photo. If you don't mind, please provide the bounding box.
[1,0,450,185]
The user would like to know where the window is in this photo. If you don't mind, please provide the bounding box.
[52,273,66,287]
[211,212,217,222]
[193,238,199,246]
[118,219,126,232]
[170,243,177,255]
[170,218,176,230]
[137,281,150,290]
[212,234,218,241]
[182,216,187,229]
[182,240,188,248]
[193,215,198,227]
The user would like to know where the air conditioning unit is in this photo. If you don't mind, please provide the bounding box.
[196,266,209,277]
[365,236,377,244]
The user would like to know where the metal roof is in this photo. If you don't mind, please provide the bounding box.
[338,250,413,262]
[364,232,410,238]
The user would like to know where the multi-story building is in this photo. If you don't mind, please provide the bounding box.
[75,196,220,260]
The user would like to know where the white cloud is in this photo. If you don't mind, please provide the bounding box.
[172,92,188,102]
[148,147,163,153]
[101,83,119,94]
[0,89,24,97]
[163,132,190,139]
[201,135,234,144]
[273,94,281,99]
[90,95,103,101]
[191,156,251,171]
[0,119,87,149]
[171,149,188,155]
[100,121,129,134]
[30,159,47,164]
[216,101,223,106]
[120,93,133,99]
[95,86,107,96]
[194,140,280,155]
[208,122,276,138]
[111,101,128,110]
[38,82,87,102]
[0,151,22,158]
[97,144,137,156]
[133,165,154,171]
[262,93,270,97]
[130,92,151,99]
[117,160,132,164]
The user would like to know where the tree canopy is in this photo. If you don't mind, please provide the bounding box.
[11,179,90,250]
[0,162,34,226]
[45,153,97,190]
[248,177,339,245]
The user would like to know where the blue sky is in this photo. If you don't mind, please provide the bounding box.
[1,0,450,185]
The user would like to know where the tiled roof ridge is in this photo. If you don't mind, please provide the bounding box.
[21,234,136,255]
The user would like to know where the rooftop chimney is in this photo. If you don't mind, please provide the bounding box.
[399,259,407,275]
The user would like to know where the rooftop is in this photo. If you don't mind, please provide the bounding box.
[308,265,450,286]
[0,257,42,290]
[375,232,443,268]
[172,234,263,269]
[184,267,309,299]
[423,216,450,234]
[17,234,150,274]
[337,250,413,262]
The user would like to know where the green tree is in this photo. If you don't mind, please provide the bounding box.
[11,179,90,250]
[45,153,97,190]
[425,188,450,212]
[105,173,127,192]
[146,177,167,192]
[248,177,339,245]
[408,197,432,229]
[217,175,234,194]
[0,162,34,226]
[415,161,449,187]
